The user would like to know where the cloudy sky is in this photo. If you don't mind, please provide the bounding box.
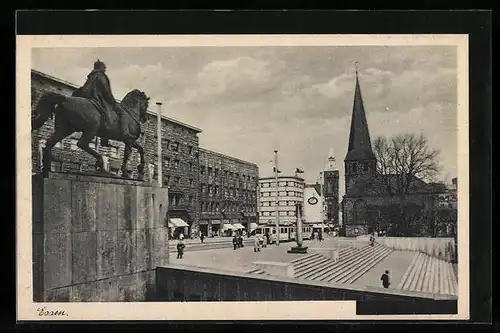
[32,46,457,197]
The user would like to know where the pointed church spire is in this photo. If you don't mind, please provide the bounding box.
[345,68,376,162]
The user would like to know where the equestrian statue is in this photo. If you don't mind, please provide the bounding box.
[32,60,150,178]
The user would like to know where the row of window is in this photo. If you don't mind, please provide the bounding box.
[163,158,195,172]
[257,227,312,234]
[260,200,300,207]
[261,181,304,188]
[200,201,256,213]
[260,211,297,217]
[168,193,195,207]
[200,183,257,198]
[160,138,196,157]
[48,138,121,159]
[260,191,304,198]
[200,166,256,182]
[200,201,255,213]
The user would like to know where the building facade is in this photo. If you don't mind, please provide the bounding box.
[341,71,451,237]
[303,183,323,224]
[31,69,258,237]
[258,176,305,226]
[198,148,259,237]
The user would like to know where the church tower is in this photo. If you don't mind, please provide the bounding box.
[344,69,377,195]
[323,148,339,224]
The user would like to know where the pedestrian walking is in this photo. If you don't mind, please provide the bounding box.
[380,270,390,288]
[179,233,184,240]
[370,233,375,247]
[238,234,243,248]
[254,236,261,252]
[262,234,267,248]
[233,235,238,250]
[176,239,185,259]
[200,232,205,244]
[318,231,323,242]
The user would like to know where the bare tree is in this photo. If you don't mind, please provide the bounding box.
[373,133,442,234]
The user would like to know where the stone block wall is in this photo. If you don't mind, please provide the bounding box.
[32,172,169,302]
[375,237,456,262]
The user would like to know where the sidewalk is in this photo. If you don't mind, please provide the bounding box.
[169,236,257,247]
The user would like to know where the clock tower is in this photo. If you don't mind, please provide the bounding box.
[323,148,339,224]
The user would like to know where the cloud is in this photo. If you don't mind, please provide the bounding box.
[32,45,459,189]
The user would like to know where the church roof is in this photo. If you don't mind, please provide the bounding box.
[346,174,446,197]
[345,71,376,162]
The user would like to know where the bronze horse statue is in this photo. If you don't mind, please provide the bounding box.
[32,89,150,178]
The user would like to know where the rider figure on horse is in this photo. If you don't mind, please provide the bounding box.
[72,59,133,147]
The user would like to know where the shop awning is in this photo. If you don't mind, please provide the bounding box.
[170,218,189,228]
[232,223,245,229]
[222,224,236,231]
[249,223,259,230]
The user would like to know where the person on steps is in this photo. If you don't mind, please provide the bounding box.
[381,270,390,288]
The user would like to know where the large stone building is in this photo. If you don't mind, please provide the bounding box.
[258,175,305,226]
[341,71,451,237]
[31,69,258,236]
[198,148,259,237]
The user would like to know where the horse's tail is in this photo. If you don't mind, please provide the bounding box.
[31,92,67,131]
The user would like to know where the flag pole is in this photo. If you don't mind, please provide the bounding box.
[274,149,280,246]
[156,102,163,186]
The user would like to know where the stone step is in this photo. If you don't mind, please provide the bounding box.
[295,247,364,280]
[419,252,433,292]
[442,259,451,295]
[401,252,421,290]
[439,259,445,294]
[304,245,374,281]
[296,254,345,280]
[411,252,429,292]
[330,245,391,284]
[397,252,420,290]
[432,255,440,294]
[293,247,361,279]
[293,254,331,274]
[449,262,459,295]
[343,247,394,284]
[426,254,436,294]
[289,253,318,264]
[246,268,268,275]
[316,244,384,282]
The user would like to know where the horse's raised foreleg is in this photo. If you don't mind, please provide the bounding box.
[131,141,145,177]
[121,144,132,178]
[42,127,72,176]
[77,131,104,171]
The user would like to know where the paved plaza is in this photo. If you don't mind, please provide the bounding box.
[169,236,454,295]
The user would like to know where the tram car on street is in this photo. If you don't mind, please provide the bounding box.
[254,224,312,243]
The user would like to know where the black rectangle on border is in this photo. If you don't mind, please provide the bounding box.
[356,300,458,315]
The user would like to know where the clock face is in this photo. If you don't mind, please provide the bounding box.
[308,197,318,205]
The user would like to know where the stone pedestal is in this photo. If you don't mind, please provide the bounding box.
[32,172,169,302]
[288,246,309,254]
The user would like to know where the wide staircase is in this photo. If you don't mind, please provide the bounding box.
[397,252,458,296]
[290,243,393,284]
[246,268,271,276]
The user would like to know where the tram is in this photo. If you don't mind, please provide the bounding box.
[254,224,313,243]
